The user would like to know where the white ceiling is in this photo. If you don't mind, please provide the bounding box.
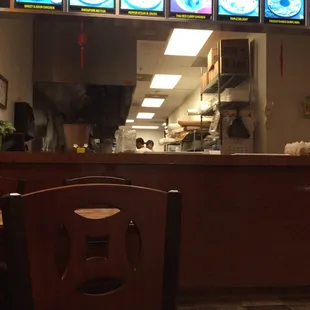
[128,30,255,127]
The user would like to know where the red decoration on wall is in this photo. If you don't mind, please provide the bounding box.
[77,19,87,69]
[280,40,283,78]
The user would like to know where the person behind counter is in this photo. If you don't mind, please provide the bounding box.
[136,137,152,153]
[146,140,154,151]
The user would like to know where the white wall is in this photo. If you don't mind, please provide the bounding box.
[169,87,202,124]
[0,17,33,122]
[250,34,267,153]
[135,129,165,152]
[265,34,310,153]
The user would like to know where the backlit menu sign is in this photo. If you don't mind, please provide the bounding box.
[15,0,62,10]
[169,0,212,19]
[69,0,115,14]
[120,0,165,17]
[217,0,260,22]
[264,0,305,25]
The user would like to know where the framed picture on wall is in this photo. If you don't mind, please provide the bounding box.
[0,75,8,110]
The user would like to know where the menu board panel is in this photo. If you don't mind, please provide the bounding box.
[217,0,260,22]
[69,0,115,14]
[15,0,62,10]
[169,0,212,19]
[0,0,10,8]
[264,0,305,25]
[120,0,164,17]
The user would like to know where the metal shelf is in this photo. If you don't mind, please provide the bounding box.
[202,74,249,94]
[166,142,180,146]
[201,101,250,116]
[220,100,250,111]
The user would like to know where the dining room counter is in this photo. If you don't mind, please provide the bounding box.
[1,152,310,293]
[0,152,307,166]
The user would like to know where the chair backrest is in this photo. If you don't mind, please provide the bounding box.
[64,176,131,185]
[0,176,25,196]
[1,184,181,310]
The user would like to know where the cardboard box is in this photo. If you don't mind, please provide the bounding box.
[201,72,208,92]
[213,61,219,77]
[219,39,249,60]
[218,57,249,75]
[207,48,218,71]
[208,70,215,84]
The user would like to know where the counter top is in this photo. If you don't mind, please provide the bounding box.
[0,152,309,166]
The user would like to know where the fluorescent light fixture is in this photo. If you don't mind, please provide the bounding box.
[165,28,213,57]
[150,74,182,89]
[142,98,165,108]
[162,122,166,126]
[132,126,159,130]
[136,112,155,119]
[126,119,134,123]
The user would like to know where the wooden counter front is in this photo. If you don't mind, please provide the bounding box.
[1,152,310,293]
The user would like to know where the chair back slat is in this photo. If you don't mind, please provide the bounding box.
[64,176,131,185]
[1,184,181,310]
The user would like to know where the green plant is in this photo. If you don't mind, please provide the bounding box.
[0,121,15,136]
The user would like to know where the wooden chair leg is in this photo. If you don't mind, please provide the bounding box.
[0,263,8,310]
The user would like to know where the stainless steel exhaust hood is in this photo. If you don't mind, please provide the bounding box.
[32,17,137,149]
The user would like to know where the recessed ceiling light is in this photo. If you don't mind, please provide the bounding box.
[132,126,159,130]
[142,98,165,108]
[136,112,155,119]
[150,74,182,89]
[165,29,213,57]
[126,119,134,123]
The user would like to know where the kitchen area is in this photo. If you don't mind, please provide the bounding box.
[2,0,310,308]
[1,14,309,155]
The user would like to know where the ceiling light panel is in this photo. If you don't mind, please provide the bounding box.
[132,126,159,130]
[150,74,182,89]
[142,98,165,108]
[165,29,213,57]
[136,112,155,119]
[126,119,134,123]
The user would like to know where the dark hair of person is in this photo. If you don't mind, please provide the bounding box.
[136,137,145,145]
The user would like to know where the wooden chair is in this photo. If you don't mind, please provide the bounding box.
[0,177,25,196]
[64,176,131,186]
[1,184,181,310]
[0,177,25,309]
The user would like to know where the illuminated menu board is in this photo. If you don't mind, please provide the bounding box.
[169,0,212,19]
[69,0,115,14]
[264,0,305,25]
[217,0,260,22]
[15,0,62,10]
[120,0,165,17]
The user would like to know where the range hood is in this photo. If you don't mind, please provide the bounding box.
[32,17,137,143]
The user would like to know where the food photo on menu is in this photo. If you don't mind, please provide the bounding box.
[264,0,304,24]
[69,0,114,12]
[217,0,259,21]
[120,0,164,13]
[15,0,62,9]
[169,0,212,17]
